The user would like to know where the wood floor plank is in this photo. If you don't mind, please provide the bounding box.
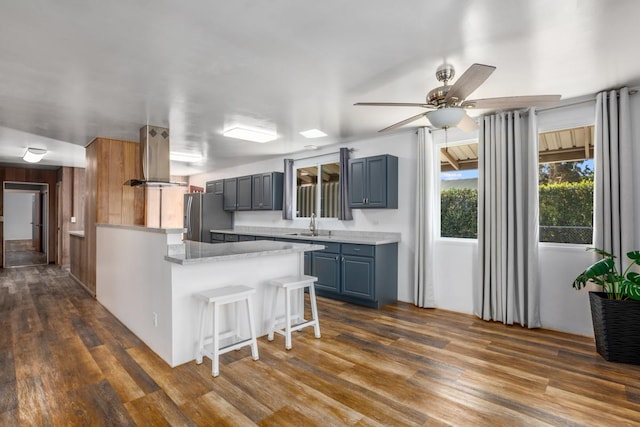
[125,390,196,427]
[0,349,15,385]
[4,265,640,425]
[257,405,323,427]
[94,338,160,395]
[181,390,257,427]
[62,379,137,426]
[89,344,146,403]
[0,380,18,414]
[16,376,53,427]
[189,362,274,422]
[12,332,53,382]
[0,409,20,427]
[48,335,104,392]
[261,352,432,426]
[127,345,212,407]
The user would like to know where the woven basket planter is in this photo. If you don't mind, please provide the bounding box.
[589,291,640,364]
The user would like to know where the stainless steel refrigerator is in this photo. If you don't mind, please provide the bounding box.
[183,192,232,242]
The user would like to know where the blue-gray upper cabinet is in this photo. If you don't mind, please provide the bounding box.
[205,180,224,195]
[223,176,253,211]
[252,172,283,210]
[348,154,398,208]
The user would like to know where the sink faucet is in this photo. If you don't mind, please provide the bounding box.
[309,212,318,236]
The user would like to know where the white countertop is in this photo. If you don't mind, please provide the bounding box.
[209,227,400,245]
[165,240,325,265]
[97,223,186,235]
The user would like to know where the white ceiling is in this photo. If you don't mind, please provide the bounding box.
[1,0,639,175]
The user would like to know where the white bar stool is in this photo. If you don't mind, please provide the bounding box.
[195,285,259,377]
[268,275,321,350]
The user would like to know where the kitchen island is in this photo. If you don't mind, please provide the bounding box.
[96,224,324,367]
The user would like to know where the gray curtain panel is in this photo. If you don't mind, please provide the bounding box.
[593,87,636,269]
[414,128,436,308]
[282,158,294,220]
[338,147,353,220]
[475,109,541,328]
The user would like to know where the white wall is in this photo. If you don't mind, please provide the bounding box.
[4,192,34,240]
[190,130,418,302]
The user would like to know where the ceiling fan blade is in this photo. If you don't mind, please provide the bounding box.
[461,95,561,110]
[445,63,496,103]
[355,102,431,108]
[456,113,478,132]
[379,112,427,132]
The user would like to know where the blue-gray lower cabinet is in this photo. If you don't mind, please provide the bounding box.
[312,252,341,293]
[314,241,398,308]
[217,233,398,308]
[342,255,375,300]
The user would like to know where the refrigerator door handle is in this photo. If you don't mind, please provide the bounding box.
[186,196,192,239]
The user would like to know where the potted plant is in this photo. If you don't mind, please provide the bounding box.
[573,248,640,364]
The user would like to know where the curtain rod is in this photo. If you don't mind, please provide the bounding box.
[536,87,638,114]
[291,147,353,162]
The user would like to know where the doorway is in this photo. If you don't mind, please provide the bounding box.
[3,182,49,268]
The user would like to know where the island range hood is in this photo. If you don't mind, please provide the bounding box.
[124,125,186,187]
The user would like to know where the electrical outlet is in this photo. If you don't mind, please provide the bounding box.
[153,312,158,327]
[70,216,76,223]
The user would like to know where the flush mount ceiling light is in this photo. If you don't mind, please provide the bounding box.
[300,129,327,138]
[22,147,47,163]
[223,127,277,143]
[170,151,203,162]
[426,108,465,129]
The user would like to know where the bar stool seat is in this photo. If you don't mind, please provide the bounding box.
[195,285,259,377]
[268,275,321,350]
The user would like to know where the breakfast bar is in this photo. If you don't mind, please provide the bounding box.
[95,224,324,367]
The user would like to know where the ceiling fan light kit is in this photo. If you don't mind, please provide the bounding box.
[426,108,465,129]
[355,62,560,132]
[22,147,47,163]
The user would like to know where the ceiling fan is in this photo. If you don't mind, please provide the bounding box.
[355,63,561,132]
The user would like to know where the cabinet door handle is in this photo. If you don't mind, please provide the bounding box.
[335,256,339,261]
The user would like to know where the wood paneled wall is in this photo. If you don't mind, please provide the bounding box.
[81,137,145,294]
[59,167,85,267]
[0,167,59,267]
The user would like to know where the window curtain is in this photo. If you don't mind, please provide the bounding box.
[593,88,636,269]
[282,158,294,220]
[338,147,353,220]
[475,109,541,327]
[414,128,436,307]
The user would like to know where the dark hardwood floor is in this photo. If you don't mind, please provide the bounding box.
[4,240,47,268]
[2,265,640,426]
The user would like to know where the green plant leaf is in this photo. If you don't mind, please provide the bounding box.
[626,251,640,264]
[572,258,615,290]
[620,272,640,301]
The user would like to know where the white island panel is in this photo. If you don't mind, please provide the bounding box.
[96,224,323,367]
[97,225,176,365]
[170,251,303,366]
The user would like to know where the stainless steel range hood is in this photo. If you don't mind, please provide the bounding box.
[124,125,186,187]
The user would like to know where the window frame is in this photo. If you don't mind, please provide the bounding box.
[537,125,595,247]
[293,153,340,220]
[435,137,479,241]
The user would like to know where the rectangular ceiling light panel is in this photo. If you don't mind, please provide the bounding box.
[223,127,277,143]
